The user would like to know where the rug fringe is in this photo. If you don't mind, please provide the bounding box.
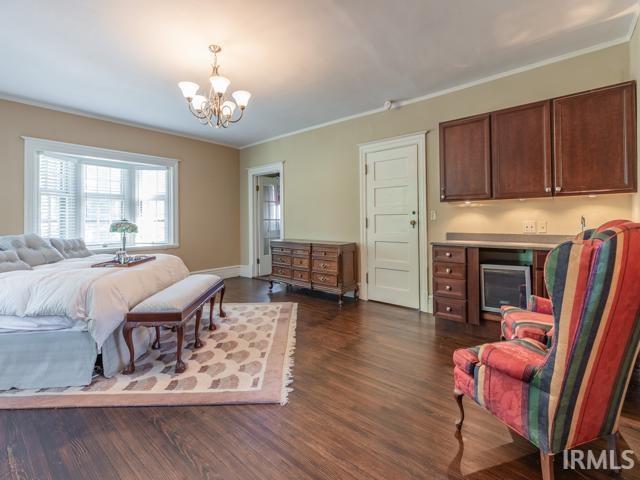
[280,302,297,405]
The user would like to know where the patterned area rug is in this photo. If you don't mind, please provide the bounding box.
[0,302,297,409]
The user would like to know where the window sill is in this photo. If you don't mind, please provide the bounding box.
[90,243,179,254]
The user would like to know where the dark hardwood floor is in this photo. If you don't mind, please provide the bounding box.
[2,277,640,480]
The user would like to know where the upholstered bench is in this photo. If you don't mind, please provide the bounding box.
[123,274,226,374]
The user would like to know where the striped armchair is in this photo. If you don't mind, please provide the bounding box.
[452,220,640,480]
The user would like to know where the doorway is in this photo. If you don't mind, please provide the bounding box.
[247,162,285,278]
[359,133,428,310]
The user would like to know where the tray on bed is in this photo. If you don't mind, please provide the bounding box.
[91,255,156,268]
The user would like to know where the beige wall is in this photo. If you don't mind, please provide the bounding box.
[0,99,240,272]
[240,44,634,290]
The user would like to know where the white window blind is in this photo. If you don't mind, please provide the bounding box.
[24,138,178,250]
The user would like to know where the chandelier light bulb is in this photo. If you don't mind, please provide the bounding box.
[232,90,251,108]
[191,95,207,110]
[222,100,236,116]
[210,75,231,94]
[178,81,199,99]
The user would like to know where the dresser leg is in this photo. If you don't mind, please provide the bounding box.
[338,294,343,307]
[269,280,274,292]
[175,325,186,374]
[354,286,359,301]
[122,324,136,374]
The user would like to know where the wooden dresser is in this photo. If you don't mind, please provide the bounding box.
[268,240,358,306]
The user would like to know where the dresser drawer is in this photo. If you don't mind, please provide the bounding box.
[312,247,339,259]
[291,256,310,269]
[291,247,311,256]
[312,258,338,273]
[433,277,466,299]
[292,269,310,282]
[272,254,291,266]
[272,246,291,255]
[434,297,467,323]
[272,266,291,279]
[433,246,466,264]
[312,272,338,287]
[433,262,466,280]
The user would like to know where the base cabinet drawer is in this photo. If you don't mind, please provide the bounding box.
[433,261,466,280]
[272,266,292,278]
[312,258,338,273]
[434,297,467,323]
[312,247,339,259]
[433,246,466,264]
[273,254,292,266]
[433,277,466,299]
[291,256,310,269]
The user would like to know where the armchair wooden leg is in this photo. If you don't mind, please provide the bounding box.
[607,431,621,474]
[454,389,465,431]
[540,451,554,480]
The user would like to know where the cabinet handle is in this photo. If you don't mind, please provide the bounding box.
[544,187,551,193]
[445,285,452,291]
[445,252,452,257]
[555,186,562,192]
[445,306,452,312]
[445,268,452,274]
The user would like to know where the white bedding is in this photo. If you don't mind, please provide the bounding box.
[0,254,189,346]
[0,315,83,333]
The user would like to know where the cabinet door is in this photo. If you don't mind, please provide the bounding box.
[491,101,552,199]
[439,114,491,201]
[553,82,637,195]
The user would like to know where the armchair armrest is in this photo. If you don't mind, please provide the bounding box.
[479,339,548,383]
[528,295,553,315]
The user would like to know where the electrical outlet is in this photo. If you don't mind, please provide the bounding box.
[430,210,437,221]
[538,221,547,234]
[523,220,536,233]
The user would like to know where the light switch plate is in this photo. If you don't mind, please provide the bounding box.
[430,210,437,221]
[523,220,536,233]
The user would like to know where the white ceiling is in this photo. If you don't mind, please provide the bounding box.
[0,0,638,148]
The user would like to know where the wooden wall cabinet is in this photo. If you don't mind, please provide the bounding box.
[491,101,552,199]
[553,82,637,195]
[439,81,637,201]
[439,114,491,201]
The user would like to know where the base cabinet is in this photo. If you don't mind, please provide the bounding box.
[268,240,358,306]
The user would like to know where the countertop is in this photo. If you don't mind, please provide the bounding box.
[431,240,559,250]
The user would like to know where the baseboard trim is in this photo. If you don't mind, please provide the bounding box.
[423,295,433,314]
[190,265,248,279]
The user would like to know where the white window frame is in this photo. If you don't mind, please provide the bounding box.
[24,137,180,252]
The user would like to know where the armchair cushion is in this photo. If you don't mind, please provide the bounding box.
[478,338,548,382]
[501,305,554,345]
[527,295,553,315]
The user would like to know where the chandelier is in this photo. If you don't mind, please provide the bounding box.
[178,45,251,128]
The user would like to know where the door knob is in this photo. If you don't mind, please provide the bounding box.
[410,220,417,228]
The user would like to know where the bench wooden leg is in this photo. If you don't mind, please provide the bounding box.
[193,309,203,349]
[152,326,161,349]
[209,294,217,331]
[122,324,136,374]
[175,325,186,373]
[219,285,227,318]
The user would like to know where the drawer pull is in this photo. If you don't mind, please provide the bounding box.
[319,276,326,281]
[445,252,452,257]
[445,285,452,291]
[445,268,452,274]
[445,306,452,312]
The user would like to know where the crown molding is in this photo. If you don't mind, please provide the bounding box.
[0,93,239,150]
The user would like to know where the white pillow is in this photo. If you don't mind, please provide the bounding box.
[49,238,92,259]
[0,233,63,266]
[0,250,32,272]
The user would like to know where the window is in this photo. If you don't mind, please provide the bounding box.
[25,138,178,250]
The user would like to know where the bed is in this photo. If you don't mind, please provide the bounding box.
[0,253,189,390]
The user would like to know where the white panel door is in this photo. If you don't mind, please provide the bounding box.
[366,144,420,308]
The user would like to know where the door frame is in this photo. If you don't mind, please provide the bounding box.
[358,132,429,312]
[247,162,285,278]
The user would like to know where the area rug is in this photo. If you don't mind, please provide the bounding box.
[0,302,297,409]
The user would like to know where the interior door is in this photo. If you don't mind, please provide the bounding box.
[366,144,420,308]
[257,175,281,276]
